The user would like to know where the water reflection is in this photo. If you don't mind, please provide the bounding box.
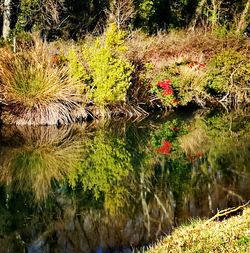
[0,110,249,253]
[0,125,83,201]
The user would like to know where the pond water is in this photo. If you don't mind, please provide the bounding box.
[0,109,250,253]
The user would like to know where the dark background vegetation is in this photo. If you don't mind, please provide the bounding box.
[0,0,249,40]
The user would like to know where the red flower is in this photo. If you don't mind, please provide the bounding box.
[162,89,173,96]
[51,54,60,65]
[157,80,174,96]
[188,63,196,68]
[156,140,172,154]
[157,80,172,89]
[188,62,206,70]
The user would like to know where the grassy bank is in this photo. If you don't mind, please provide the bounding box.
[0,25,249,125]
[147,207,250,253]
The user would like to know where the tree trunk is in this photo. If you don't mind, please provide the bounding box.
[237,0,250,32]
[2,0,11,39]
[189,0,207,30]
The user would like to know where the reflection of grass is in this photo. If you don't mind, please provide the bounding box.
[0,126,82,201]
[179,126,210,158]
[148,207,250,253]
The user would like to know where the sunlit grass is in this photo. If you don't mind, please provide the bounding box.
[148,207,250,253]
[0,38,85,125]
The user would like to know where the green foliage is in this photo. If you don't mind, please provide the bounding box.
[135,0,159,32]
[68,129,132,202]
[237,236,250,246]
[67,49,85,80]
[203,50,250,99]
[169,0,189,27]
[152,59,207,107]
[81,24,134,105]
[15,0,41,33]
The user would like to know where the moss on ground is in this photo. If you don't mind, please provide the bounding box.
[148,207,250,253]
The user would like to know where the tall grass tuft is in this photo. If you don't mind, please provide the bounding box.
[0,39,86,125]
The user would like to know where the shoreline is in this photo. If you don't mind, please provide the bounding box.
[147,206,250,253]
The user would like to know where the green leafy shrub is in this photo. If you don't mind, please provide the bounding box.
[81,24,134,105]
[67,48,86,82]
[203,50,250,104]
[152,57,207,107]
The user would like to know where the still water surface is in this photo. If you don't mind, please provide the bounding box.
[0,110,250,253]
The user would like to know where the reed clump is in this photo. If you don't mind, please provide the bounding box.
[0,39,86,125]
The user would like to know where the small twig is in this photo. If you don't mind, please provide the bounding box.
[204,200,250,225]
[219,92,229,102]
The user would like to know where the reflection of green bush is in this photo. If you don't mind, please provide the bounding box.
[204,50,250,98]
[151,119,186,148]
[68,128,132,211]
[185,111,250,176]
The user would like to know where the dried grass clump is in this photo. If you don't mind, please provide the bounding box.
[0,40,86,125]
[127,28,248,72]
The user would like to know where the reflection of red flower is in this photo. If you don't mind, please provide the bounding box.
[187,152,203,161]
[157,80,173,96]
[156,140,172,154]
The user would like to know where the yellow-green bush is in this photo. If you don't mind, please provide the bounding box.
[203,50,250,103]
[67,48,86,82]
[152,49,250,108]
[152,57,207,108]
[81,24,134,105]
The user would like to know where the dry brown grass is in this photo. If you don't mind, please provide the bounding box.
[179,124,210,158]
[126,28,249,73]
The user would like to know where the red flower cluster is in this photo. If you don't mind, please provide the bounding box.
[188,62,206,69]
[157,80,174,96]
[156,140,172,154]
